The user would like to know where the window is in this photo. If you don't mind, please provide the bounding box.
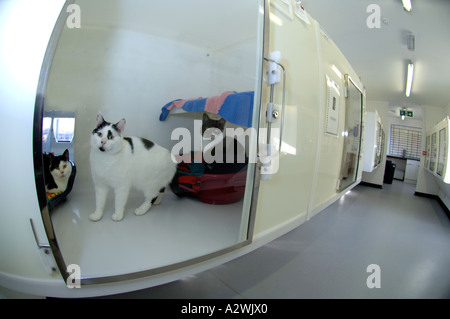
[42,111,75,160]
[389,124,422,160]
[53,117,75,143]
[42,117,52,144]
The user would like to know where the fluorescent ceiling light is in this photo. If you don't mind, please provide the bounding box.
[405,62,414,97]
[402,0,412,12]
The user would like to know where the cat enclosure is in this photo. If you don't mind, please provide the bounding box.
[35,0,264,284]
[0,0,367,297]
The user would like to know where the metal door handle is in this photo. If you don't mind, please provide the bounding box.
[263,56,286,155]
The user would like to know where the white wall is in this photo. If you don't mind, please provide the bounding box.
[439,104,450,208]
[0,0,66,286]
[361,101,389,186]
[309,25,363,217]
[45,26,218,184]
[45,13,259,185]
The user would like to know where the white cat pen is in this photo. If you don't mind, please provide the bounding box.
[0,0,365,298]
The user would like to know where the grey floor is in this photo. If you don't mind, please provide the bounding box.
[99,180,450,299]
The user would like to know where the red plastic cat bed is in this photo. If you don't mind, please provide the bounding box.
[186,171,247,205]
[171,154,247,205]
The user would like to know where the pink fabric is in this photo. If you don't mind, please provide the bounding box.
[166,99,188,110]
[204,91,234,114]
[165,91,234,114]
[166,97,207,111]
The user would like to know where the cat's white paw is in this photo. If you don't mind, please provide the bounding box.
[135,203,151,216]
[89,211,103,221]
[112,212,124,221]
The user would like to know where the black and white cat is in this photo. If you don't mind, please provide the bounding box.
[89,112,177,222]
[44,149,72,194]
[202,113,248,173]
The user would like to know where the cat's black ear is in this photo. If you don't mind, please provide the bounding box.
[115,119,126,134]
[219,117,226,129]
[96,112,105,128]
[203,113,210,122]
[62,149,69,160]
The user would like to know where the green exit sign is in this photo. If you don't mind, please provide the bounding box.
[400,110,413,117]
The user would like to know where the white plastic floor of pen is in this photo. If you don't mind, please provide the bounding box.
[50,183,243,279]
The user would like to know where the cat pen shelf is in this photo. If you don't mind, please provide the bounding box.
[425,117,450,183]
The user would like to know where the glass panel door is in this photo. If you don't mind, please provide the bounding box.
[34,0,265,284]
[338,75,364,192]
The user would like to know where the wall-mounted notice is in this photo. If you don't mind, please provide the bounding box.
[294,1,310,25]
[272,0,293,20]
[325,75,340,136]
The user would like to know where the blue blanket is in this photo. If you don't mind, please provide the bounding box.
[159,91,254,127]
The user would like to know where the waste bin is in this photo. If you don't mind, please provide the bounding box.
[384,160,396,184]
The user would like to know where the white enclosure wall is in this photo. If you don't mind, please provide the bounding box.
[253,1,365,236]
[362,111,384,173]
[45,1,259,184]
[252,3,321,237]
[416,106,447,195]
[361,101,390,187]
[0,0,67,296]
[310,25,365,217]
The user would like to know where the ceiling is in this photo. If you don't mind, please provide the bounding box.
[303,0,450,112]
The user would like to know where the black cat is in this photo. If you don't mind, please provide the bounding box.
[43,149,72,193]
[202,113,248,174]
